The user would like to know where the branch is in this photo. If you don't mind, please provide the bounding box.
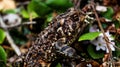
[90,1,113,65]
[0,21,36,29]
[16,1,30,6]
[0,15,21,56]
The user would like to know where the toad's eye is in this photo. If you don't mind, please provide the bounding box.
[70,13,79,22]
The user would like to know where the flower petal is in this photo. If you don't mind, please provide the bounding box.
[96,46,100,51]
[100,46,106,51]
[106,48,109,53]
[110,44,115,51]
[96,5,107,12]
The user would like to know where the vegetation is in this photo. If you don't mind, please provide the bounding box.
[0,0,120,67]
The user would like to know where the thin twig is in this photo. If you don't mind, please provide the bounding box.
[113,45,120,50]
[76,0,81,9]
[22,21,36,25]
[5,31,21,56]
[2,45,13,50]
[0,15,21,56]
[90,1,114,66]
[0,21,36,29]
[16,1,30,6]
[72,0,81,8]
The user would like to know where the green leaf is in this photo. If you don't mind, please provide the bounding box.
[114,20,120,28]
[78,32,101,41]
[87,45,104,59]
[0,29,6,44]
[102,7,114,20]
[21,8,38,19]
[45,0,73,10]
[0,46,7,67]
[3,9,17,14]
[0,62,6,67]
[20,9,30,18]
[46,13,53,22]
[56,63,61,67]
[114,41,120,57]
[28,0,51,16]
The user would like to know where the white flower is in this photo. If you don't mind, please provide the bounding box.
[105,18,112,22]
[86,64,92,67]
[89,24,99,32]
[91,31,115,53]
[96,5,107,12]
[3,14,21,26]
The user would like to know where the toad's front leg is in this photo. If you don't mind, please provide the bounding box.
[54,40,80,59]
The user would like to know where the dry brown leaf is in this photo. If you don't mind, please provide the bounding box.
[0,0,16,10]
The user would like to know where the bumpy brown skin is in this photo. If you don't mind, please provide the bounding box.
[24,8,87,67]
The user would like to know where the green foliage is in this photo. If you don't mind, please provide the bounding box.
[20,8,30,18]
[46,13,53,22]
[10,28,28,45]
[78,32,101,41]
[21,8,38,19]
[0,0,119,66]
[45,0,73,10]
[56,63,61,67]
[3,9,17,14]
[87,45,104,59]
[20,0,73,19]
[28,0,51,16]
[102,7,114,20]
[0,46,7,67]
[113,41,120,57]
[0,29,6,44]
[114,20,120,28]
